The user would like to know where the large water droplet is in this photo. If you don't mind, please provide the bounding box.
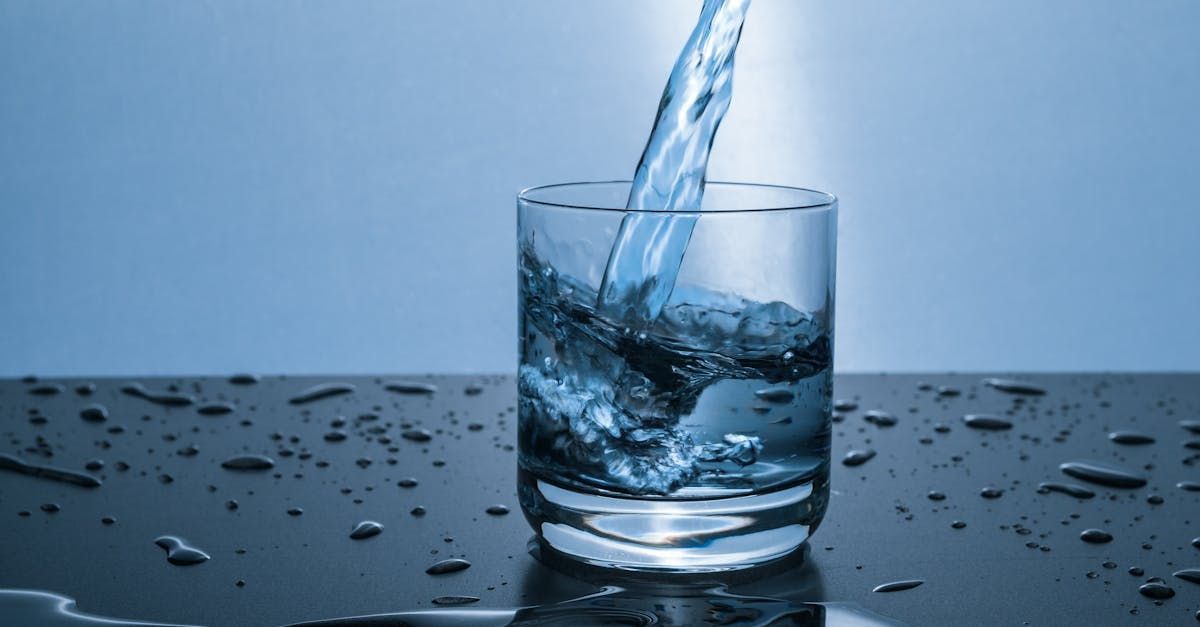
[1059,460,1147,488]
[350,521,383,540]
[229,374,260,385]
[872,579,924,593]
[426,558,471,575]
[1138,582,1175,599]
[29,383,65,396]
[384,381,438,395]
[0,454,102,488]
[864,410,897,427]
[1174,569,1200,585]
[154,536,210,566]
[1108,431,1155,445]
[79,404,109,423]
[288,383,356,405]
[121,383,195,407]
[842,449,876,467]
[981,378,1046,395]
[220,455,276,471]
[962,414,1013,431]
[197,402,235,416]
[1079,529,1113,544]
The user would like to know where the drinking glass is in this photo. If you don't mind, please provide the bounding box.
[517,181,836,571]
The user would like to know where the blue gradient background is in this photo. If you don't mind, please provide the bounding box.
[1,0,1197,376]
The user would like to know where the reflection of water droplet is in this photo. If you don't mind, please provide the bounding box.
[350,521,384,540]
[288,383,355,405]
[1138,582,1174,599]
[754,388,794,403]
[962,414,1012,431]
[1060,460,1147,488]
[1108,431,1155,445]
[842,449,876,467]
[864,410,897,427]
[384,381,438,395]
[426,558,471,575]
[432,596,480,606]
[872,579,924,593]
[155,536,210,566]
[982,378,1046,395]
[1080,529,1113,544]
[485,505,510,516]
[80,405,109,423]
[1036,482,1095,499]
[221,455,275,471]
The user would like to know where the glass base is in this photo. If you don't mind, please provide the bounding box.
[518,468,829,573]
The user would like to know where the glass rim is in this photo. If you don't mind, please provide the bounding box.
[517,180,836,215]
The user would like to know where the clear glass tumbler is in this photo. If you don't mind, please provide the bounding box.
[517,181,836,572]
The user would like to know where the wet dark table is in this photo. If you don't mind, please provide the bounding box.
[1,374,1199,626]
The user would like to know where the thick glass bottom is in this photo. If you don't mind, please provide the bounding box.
[518,467,829,573]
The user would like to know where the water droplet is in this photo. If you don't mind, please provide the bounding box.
[41,503,60,513]
[29,383,64,396]
[1036,482,1095,499]
[101,516,116,525]
[464,385,484,396]
[1174,569,1200,585]
[350,521,384,540]
[155,536,210,565]
[1108,431,1156,445]
[1059,460,1147,488]
[0,454,102,488]
[177,444,199,457]
[1138,582,1175,599]
[229,374,260,385]
[288,383,355,405]
[426,558,472,575]
[1180,420,1200,435]
[226,500,238,511]
[402,429,433,443]
[872,579,924,593]
[1103,561,1117,569]
[486,505,510,516]
[1147,494,1164,505]
[398,478,418,488]
[1080,529,1113,544]
[952,521,966,529]
[1176,481,1200,492]
[432,596,480,606]
[121,383,195,407]
[220,455,275,471]
[1186,440,1200,451]
[864,410,897,427]
[287,507,303,516]
[842,449,876,467]
[411,506,426,516]
[324,431,347,443]
[75,383,96,396]
[84,460,104,471]
[235,580,246,588]
[1129,567,1144,576]
[962,414,1013,431]
[197,402,235,416]
[79,404,109,423]
[384,381,438,395]
[936,386,960,397]
[980,487,1003,499]
[833,399,858,411]
[754,387,794,403]
[467,423,485,431]
[927,491,946,501]
[982,378,1046,395]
